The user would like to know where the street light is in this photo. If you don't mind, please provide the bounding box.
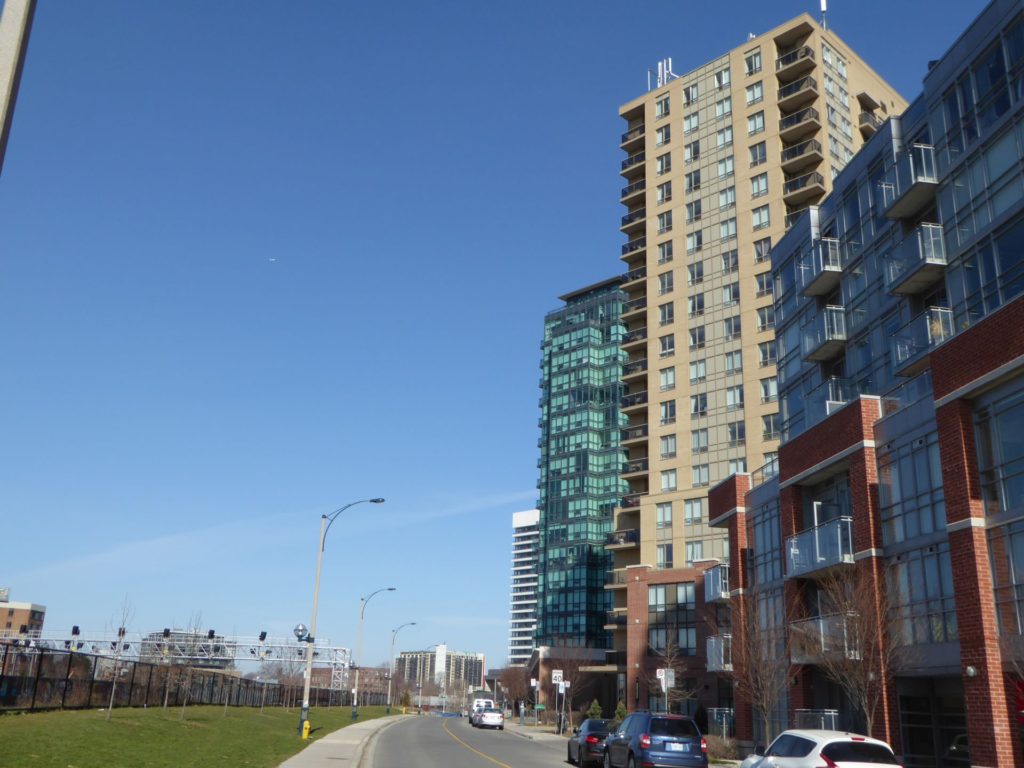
[352,586,396,719]
[386,621,416,715]
[297,497,385,737]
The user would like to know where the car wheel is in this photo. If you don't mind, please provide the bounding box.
[627,756,635,768]
[499,725,504,730]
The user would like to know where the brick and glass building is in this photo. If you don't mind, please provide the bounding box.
[708,1,1024,764]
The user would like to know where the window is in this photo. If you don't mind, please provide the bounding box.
[657,210,673,234]
[751,172,768,198]
[724,315,741,340]
[689,359,705,383]
[658,240,674,263]
[684,499,703,524]
[659,334,675,357]
[683,84,698,105]
[686,230,703,253]
[657,181,673,204]
[719,186,736,209]
[660,400,677,425]
[687,262,703,285]
[757,305,775,331]
[685,169,701,192]
[720,218,737,240]
[690,393,707,417]
[689,326,705,350]
[976,389,1024,517]
[728,420,745,445]
[749,141,767,166]
[747,110,765,135]
[656,125,672,146]
[686,199,702,222]
[744,49,761,76]
[655,94,670,118]
[714,96,732,118]
[659,301,675,325]
[658,270,674,294]
[691,428,708,453]
[716,126,733,148]
[760,376,778,402]
[714,68,730,89]
[763,451,779,471]
[687,293,704,317]
[745,81,763,105]
[726,384,745,410]
[717,156,735,179]
[661,434,677,459]
[656,502,673,528]
[722,281,740,306]
[656,543,673,569]
[660,366,676,391]
[721,250,738,273]
[727,458,746,475]
[755,272,773,297]
[752,204,770,229]
[725,349,743,374]
[684,140,700,163]
[661,469,678,492]
[657,152,672,175]
[754,237,772,262]
[683,112,699,133]
[763,413,781,440]
[758,340,777,366]
[692,464,710,487]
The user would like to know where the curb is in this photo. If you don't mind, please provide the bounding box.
[354,716,405,768]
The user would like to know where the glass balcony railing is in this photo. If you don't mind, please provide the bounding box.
[779,106,820,136]
[620,493,644,509]
[780,138,823,169]
[605,610,627,627]
[606,528,639,548]
[786,516,853,578]
[606,569,629,587]
[884,143,938,219]
[799,237,843,295]
[623,265,647,283]
[621,152,645,172]
[802,305,847,361]
[621,208,647,228]
[620,180,646,199]
[622,358,648,376]
[790,614,861,664]
[621,125,645,145]
[622,458,648,474]
[804,377,855,431]
[783,171,825,198]
[622,237,647,256]
[891,307,954,376]
[883,224,947,294]
[750,455,779,488]
[776,45,815,72]
[623,327,648,344]
[621,390,648,408]
[777,76,817,106]
[707,634,733,672]
[621,424,649,442]
[858,112,883,132]
[704,563,730,602]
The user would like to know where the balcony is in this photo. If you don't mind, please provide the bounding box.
[778,106,821,142]
[783,171,826,206]
[775,45,815,80]
[858,111,883,137]
[891,307,954,377]
[622,297,647,319]
[800,237,843,296]
[786,516,853,579]
[621,151,646,177]
[884,144,938,220]
[707,634,733,672]
[621,390,649,410]
[604,610,628,630]
[622,237,647,257]
[622,459,649,478]
[622,265,647,286]
[794,709,840,730]
[801,306,847,361]
[621,179,646,202]
[605,569,629,590]
[704,563,730,603]
[621,208,647,234]
[790,614,861,665]
[621,424,648,444]
[622,358,648,380]
[622,327,648,349]
[805,377,855,432]
[785,207,811,230]
[777,76,818,111]
[606,528,640,550]
[780,138,823,174]
[619,493,645,510]
[621,124,645,150]
[883,224,947,295]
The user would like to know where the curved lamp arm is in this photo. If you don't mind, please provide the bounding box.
[321,497,385,551]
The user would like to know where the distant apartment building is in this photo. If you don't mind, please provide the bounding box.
[707,1,1024,765]
[607,13,906,712]
[0,588,44,638]
[508,508,540,665]
[536,278,628,650]
[395,644,485,691]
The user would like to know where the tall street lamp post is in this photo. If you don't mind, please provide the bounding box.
[386,621,416,715]
[352,586,395,719]
[297,497,384,737]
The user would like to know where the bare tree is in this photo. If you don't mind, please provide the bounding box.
[105,595,134,721]
[645,639,698,713]
[499,666,529,713]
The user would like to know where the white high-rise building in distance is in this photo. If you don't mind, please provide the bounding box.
[508,509,539,665]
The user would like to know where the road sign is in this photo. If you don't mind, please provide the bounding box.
[552,669,563,684]
[536,704,546,711]
[558,682,565,694]
[664,669,675,689]
[656,668,665,679]
[530,678,537,688]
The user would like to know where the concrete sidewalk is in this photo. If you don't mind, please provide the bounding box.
[277,715,405,768]
[502,718,568,745]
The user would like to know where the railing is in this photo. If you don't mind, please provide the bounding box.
[621,152,645,171]
[623,265,647,283]
[799,237,843,295]
[620,180,646,198]
[778,75,817,102]
[620,493,644,509]
[750,456,779,488]
[622,359,648,376]
[858,112,883,131]
[785,207,811,229]
[623,297,647,313]
[804,376,854,431]
[706,635,733,672]
[704,563,730,602]
[606,570,629,586]
[622,424,649,441]
[605,611,627,627]
[891,307,954,374]
[621,209,647,227]
[776,46,815,71]
[623,327,648,344]
[621,125,645,144]
[786,516,853,578]
[779,106,819,133]
[884,144,938,217]
[794,709,839,730]
[784,171,825,196]
[622,237,647,255]
[623,458,649,473]
[801,305,847,360]
[606,529,639,547]
[790,614,860,664]
[621,391,649,407]
[883,223,947,292]
[706,708,735,738]
[880,370,933,418]
[780,138,822,165]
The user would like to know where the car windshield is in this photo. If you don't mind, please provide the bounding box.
[821,742,899,764]
[650,718,698,738]
[484,708,501,714]
[584,719,612,732]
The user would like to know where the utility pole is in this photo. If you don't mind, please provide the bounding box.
[0,0,36,176]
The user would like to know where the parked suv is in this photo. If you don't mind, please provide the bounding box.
[739,729,901,768]
[603,712,708,768]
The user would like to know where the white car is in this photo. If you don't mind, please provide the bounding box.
[740,729,901,768]
[478,707,505,730]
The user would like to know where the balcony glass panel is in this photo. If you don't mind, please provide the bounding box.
[804,377,855,432]
[884,144,938,219]
[883,224,947,294]
[777,76,817,102]
[786,516,853,578]
[801,306,847,361]
[622,237,647,256]
[890,307,954,376]
[799,237,843,295]
[622,424,649,441]
[606,529,639,547]
[790,614,860,664]
[704,563,730,602]
[621,180,646,199]
[776,46,814,71]
[621,390,649,408]
[706,634,733,672]
[621,152,645,171]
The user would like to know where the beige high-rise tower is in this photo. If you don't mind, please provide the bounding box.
[606,13,906,712]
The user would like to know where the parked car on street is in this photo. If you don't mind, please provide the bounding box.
[603,712,708,768]
[478,707,504,730]
[739,729,901,768]
[569,718,616,766]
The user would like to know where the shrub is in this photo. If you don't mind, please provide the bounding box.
[614,700,628,721]
[705,734,744,761]
[586,699,603,720]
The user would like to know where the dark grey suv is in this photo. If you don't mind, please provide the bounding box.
[603,712,708,768]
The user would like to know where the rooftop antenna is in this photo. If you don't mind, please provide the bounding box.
[820,0,828,31]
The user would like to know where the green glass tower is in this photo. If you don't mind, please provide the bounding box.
[536,277,628,649]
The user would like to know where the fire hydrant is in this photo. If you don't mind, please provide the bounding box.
[301,719,311,740]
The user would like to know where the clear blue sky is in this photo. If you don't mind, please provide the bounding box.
[0,0,983,669]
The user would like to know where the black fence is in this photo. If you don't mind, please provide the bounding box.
[0,643,359,713]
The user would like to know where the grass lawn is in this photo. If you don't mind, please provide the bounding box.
[0,704,390,768]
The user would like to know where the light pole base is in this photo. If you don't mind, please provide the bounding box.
[351,705,358,720]
[298,705,310,736]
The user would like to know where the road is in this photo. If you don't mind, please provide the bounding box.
[368,716,570,768]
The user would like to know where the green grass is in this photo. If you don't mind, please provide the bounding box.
[0,704,391,768]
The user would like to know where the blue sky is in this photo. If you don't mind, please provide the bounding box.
[0,1,984,669]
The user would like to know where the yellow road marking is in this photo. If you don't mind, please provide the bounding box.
[442,718,515,768]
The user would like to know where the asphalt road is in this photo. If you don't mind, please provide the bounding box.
[368,716,570,768]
